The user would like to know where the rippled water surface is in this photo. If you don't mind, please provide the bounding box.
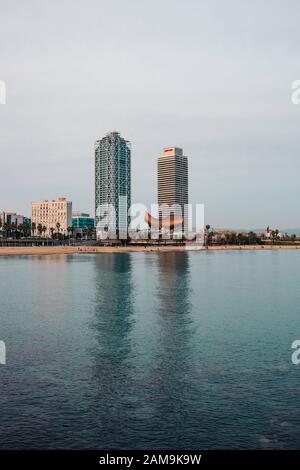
[0,251,300,449]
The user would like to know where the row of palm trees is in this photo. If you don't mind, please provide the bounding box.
[0,219,95,240]
[0,221,31,238]
[31,221,67,238]
[1,220,72,239]
[30,222,89,239]
[204,226,298,245]
[204,225,262,246]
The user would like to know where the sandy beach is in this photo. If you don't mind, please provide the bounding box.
[0,244,300,256]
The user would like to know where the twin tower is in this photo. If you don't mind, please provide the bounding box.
[95,131,188,235]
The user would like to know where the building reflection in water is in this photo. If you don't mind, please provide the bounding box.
[90,253,136,444]
[89,251,197,448]
[128,251,197,448]
[156,251,191,320]
[91,253,135,364]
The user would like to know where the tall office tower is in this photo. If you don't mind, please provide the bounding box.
[95,131,131,238]
[31,197,72,237]
[157,147,188,230]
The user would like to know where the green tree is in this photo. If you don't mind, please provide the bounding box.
[31,222,36,236]
[37,224,43,237]
[205,224,211,248]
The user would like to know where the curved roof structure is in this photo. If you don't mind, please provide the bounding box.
[144,211,183,230]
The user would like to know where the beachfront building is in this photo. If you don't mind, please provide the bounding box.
[0,211,31,227]
[157,147,188,234]
[0,211,31,237]
[262,227,283,240]
[72,212,95,238]
[31,197,72,237]
[72,212,94,230]
[95,131,131,239]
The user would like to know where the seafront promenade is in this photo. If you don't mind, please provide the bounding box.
[1,244,300,256]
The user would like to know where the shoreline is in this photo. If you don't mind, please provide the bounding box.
[1,244,300,256]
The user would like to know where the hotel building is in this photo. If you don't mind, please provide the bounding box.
[157,147,188,229]
[95,131,131,239]
[31,197,72,237]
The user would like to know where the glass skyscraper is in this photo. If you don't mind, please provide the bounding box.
[95,131,131,239]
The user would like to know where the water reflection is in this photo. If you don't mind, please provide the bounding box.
[156,251,191,317]
[1,252,300,449]
[144,252,197,448]
[91,254,135,364]
[88,252,195,447]
[90,254,136,445]
[156,252,193,361]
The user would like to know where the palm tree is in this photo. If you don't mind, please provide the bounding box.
[37,224,43,237]
[41,226,47,245]
[205,224,211,248]
[67,226,73,245]
[271,229,280,243]
[31,222,36,237]
[10,223,17,239]
[3,223,10,238]
[248,231,258,245]
[50,227,55,239]
[56,222,60,234]
[17,224,24,239]
[42,226,47,239]
[237,232,244,245]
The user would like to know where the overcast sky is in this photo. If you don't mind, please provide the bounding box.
[0,0,300,228]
